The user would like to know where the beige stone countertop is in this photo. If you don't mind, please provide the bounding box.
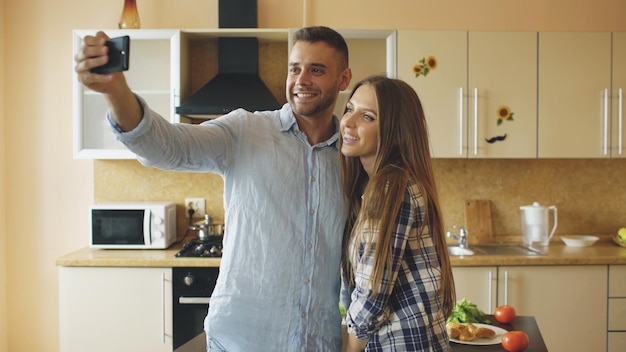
[451,235,626,266]
[55,242,221,268]
[56,236,626,268]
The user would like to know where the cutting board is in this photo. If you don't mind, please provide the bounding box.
[464,199,494,243]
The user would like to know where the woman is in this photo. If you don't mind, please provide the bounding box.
[339,75,455,351]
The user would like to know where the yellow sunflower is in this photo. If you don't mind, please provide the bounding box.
[413,64,424,76]
[496,105,514,126]
[425,56,438,70]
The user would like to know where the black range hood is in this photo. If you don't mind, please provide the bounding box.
[175,0,281,118]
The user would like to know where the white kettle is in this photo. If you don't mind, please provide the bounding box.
[519,202,558,247]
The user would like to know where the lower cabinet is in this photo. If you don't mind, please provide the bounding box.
[59,267,173,352]
[609,265,626,351]
[453,265,607,351]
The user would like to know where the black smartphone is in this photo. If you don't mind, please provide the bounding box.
[90,35,130,74]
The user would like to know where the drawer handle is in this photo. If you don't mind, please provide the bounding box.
[179,296,211,305]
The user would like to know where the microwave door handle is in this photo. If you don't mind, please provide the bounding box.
[179,297,211,305]
[144,208,152,244]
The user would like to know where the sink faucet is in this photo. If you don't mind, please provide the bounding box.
[447,227,468,248]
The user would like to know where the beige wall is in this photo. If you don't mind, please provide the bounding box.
[0,0,7,349]
[2,0,626,351]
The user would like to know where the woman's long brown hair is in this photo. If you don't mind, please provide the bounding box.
[339,75,455,318]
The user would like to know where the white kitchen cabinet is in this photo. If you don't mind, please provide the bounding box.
[609,265,626,351]
[453,265,607,351]
[452,266,497,313]
[467,32,537,158]
[398,30,467,158]
[73,29,181,159]
[59,267,173,352]
[611,33,626,158]
[538,32,613,158]
[398,31,537,158]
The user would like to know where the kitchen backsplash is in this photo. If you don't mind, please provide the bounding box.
[95,158,626,240]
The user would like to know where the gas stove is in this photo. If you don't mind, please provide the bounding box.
[175,237,223,258]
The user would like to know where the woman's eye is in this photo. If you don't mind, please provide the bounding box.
[363,114,375,121]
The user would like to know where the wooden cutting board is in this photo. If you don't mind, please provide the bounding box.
[464,199,494,243]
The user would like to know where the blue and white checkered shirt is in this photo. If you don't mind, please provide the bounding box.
[341,179,451,351]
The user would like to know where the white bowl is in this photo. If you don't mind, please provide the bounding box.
[561,235,599,247]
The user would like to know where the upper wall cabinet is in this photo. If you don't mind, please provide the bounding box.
[398,31,467,158]
[398,31,537,158]
[612,33,626,158]
[73,30,181,159]
[538,32,613,158]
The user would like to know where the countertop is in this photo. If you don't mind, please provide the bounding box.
[450,315,547,352]
[56,235,626,268]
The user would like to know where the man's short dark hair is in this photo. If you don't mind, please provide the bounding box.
[292,26,349,69]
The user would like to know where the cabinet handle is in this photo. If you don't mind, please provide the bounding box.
[161,272,166,344]
[619,88,623,155]
[473,88,478,156]
[179,297,211,305]
[504,270,509,306]
[604,88,609,156]
[488,270,493,314]
[459,87,464,156]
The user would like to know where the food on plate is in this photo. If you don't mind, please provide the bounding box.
[494,304,517,323]
[446,298,491,324]
[445,322,465,339]
[475,326,496,338]
[446,322,496,341]
[459,328,475,342]
[501,330,529,352]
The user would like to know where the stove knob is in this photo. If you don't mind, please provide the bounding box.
[183,274,195,286]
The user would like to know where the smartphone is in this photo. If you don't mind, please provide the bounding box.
[90,35,130,74]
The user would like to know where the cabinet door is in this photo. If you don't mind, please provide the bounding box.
[468,32,537,158]
[73,29,181,159]
[498,266,607,352]
[398,30,468,158]
[59,267,173,352]
[538,32,612,158]
[452,266,497,314]
[612,32,626,158]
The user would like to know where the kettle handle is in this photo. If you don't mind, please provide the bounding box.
[548,205,558,240]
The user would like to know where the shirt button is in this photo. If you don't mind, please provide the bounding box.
[310,210,315,215]
[304,278,310,284]
[311,176,316,182]
[307,243,312,249]
[301,312,306,318]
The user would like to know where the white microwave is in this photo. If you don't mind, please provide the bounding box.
[90,202,177,249]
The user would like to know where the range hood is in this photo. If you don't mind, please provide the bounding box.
[175,0,281,118]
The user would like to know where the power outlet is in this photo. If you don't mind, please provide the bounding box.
[185,198,205,218]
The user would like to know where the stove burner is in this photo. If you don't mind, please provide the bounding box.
[175,237,223,258]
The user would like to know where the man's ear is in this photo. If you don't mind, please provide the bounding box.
[339,68,353,91]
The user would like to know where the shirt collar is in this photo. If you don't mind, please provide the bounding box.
[279,104,340,147]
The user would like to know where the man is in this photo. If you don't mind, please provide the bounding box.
[74,26,352,351]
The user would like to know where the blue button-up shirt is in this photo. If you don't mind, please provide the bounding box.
[109,98,347,352]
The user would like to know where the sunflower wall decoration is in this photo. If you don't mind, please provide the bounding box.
[496,105,514,126]
[413,56,438,77]
[485,105,514,143]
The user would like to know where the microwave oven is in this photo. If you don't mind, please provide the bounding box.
[90,202,177,249]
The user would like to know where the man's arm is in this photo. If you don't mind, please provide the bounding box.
[74,31,142,131]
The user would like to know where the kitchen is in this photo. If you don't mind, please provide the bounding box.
[2,0,626,352]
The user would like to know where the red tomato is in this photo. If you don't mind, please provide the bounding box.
[501,331,529,352]
[494,305,516,323]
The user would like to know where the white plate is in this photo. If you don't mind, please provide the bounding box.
[561,235,599,247]
[449,323,507,345]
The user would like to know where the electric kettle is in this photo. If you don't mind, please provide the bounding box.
[519,202,558,247]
